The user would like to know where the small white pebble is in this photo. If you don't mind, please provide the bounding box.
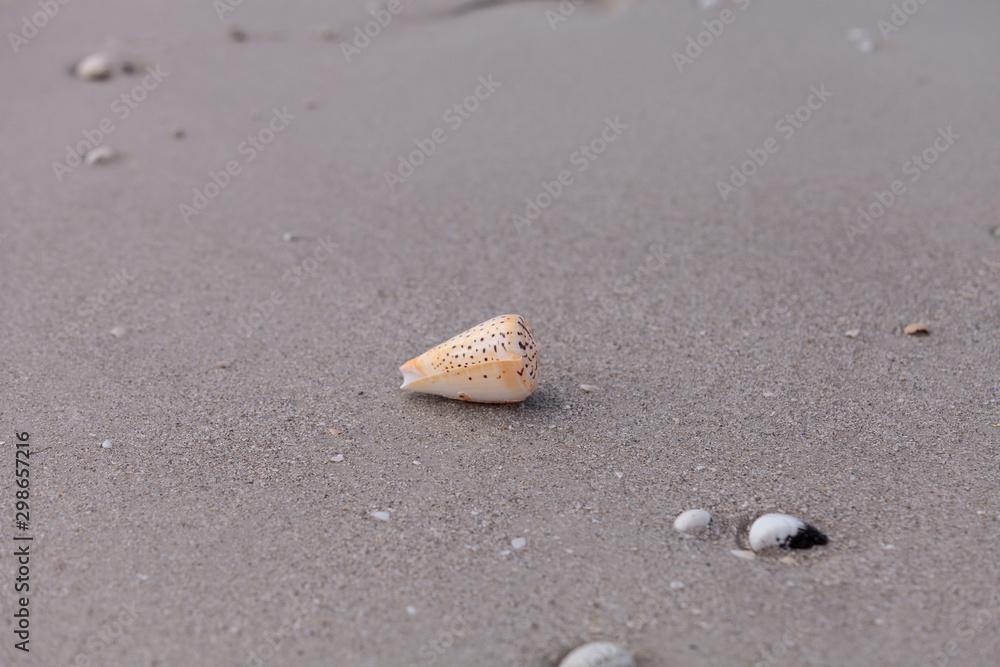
[559,642,635,667]
[669,580,685,590]
[84,145,118,165]
[511,537,527,550]
[101,439,113,449]
[370,510,390,522]
[282,232,299,242]
[579,384,599,392]
[673,508,712,533]
[75,52,113,81]
[405,606,417,616]
[845,329,860,338]
[110,326,127,338]
[330,453,344,463]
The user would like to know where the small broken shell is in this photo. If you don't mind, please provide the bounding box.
[673,508,712,533]
[84,145,119,165]
[75,53,114,81]
[559,642,635,667]
[903,322,930,336]
[748,513,828,551]
[399,314,539,403]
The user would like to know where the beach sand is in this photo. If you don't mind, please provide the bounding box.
[1,0,998,664]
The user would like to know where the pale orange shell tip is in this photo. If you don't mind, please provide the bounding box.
[399,314,539,403]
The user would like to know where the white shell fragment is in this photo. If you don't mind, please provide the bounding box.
[846,27,876,54]
[370,511,390,522]
[399,314,539,403]
[84,145,119,165]
[673,508,712,533]
[748,513,828,551]
[75,53,114,81]
[559,642,635,667]
[101,439,113,449]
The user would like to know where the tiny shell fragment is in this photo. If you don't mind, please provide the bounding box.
[903,322,929,336]
[75,53,113,81]
[84,145,118,165]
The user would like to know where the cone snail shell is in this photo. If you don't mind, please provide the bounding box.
[399,314,539,403]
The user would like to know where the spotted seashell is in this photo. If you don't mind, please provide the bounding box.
[748,513,828,551]
[559,642,635,667]
[399,314,539,403]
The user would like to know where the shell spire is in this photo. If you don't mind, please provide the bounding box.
[399,314,539,403]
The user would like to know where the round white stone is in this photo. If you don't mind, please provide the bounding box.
[673,508,712,533]
[559,642,635,667]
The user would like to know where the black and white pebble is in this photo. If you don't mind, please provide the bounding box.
[748,513,828,551]
[559,642,635,667]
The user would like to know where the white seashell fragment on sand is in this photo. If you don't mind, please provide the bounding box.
[748,513,828,551]
[370,510,390,522]
[399,314,539,403]
[846,28,877,54]
[75,53,114,81]
[84,145,118,165]
[559,642,635,667]
[101,439,113,449]
[673,508,712,533]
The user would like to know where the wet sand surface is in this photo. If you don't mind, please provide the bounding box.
[1,0,999,665]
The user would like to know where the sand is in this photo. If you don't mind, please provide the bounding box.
[1,0,998,665]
